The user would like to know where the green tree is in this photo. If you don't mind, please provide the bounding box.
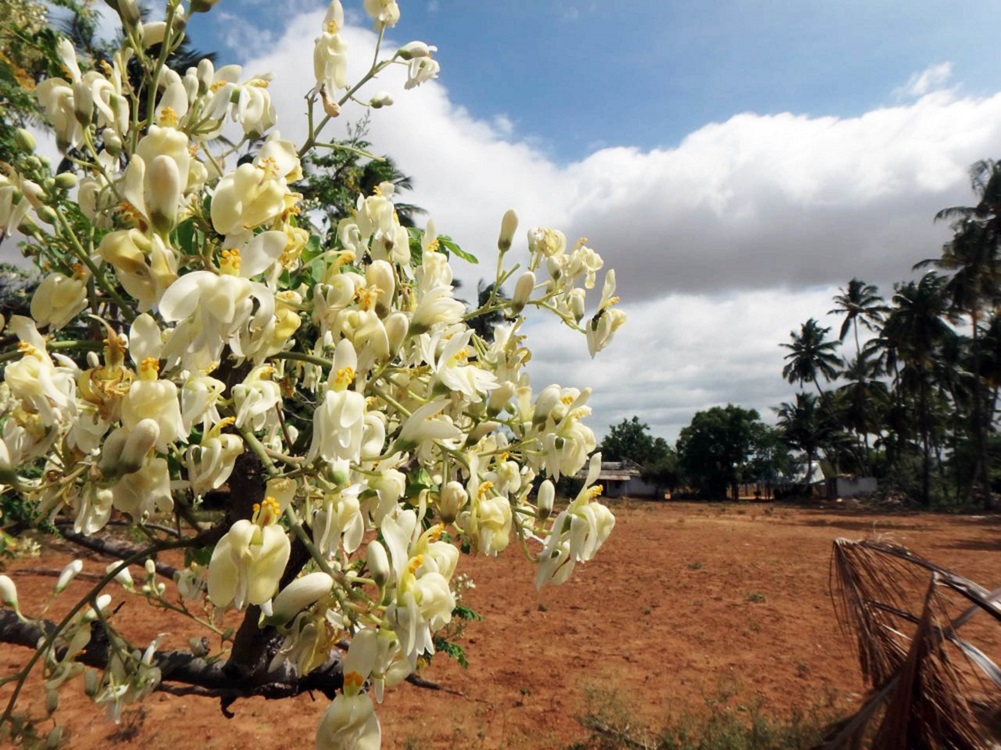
[781,318,841,399]
[676,405,764,500]
[599,416,670,465]
[882,273,956,506]
[829,278,888,359]
[916,160,1001,506]
[774,392,827,487]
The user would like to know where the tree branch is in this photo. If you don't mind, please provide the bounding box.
[0,610,344,706]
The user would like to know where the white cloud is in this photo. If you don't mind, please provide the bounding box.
[228,16,1001,442]
[894,62,954,100]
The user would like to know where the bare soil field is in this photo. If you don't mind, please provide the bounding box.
[3,501,1000,749]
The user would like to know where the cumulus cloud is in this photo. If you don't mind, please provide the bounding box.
[21,9,993,442]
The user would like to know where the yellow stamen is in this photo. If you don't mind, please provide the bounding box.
[425,238,440,254]
[210,80,228,92]
[354,286,376,311]
[247,78,270,88]
[343,671,364,692]
[139,357,159,378]
[561,395,575,405]
[220,248,241,273]
[407,555,425,575]
[159,107,178,126]
[258,156,280,178]
[477,481,494,500]
[428,524,444,542]
[253,497,282,526]
[17,341,36,356]
[334,366,355,389]
[574,236,589,250]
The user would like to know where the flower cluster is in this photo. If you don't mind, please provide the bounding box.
[0,2,624,747]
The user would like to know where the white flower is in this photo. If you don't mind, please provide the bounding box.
[186,432,243,496]
[316,693,381,750]
[307,339,366,463]
[232,365,282,431]
[314,30,348,93]
[405,56,440,89]
[30,271,89,331]
[363,0,400,27]
[207,498,290,611]
[111,457,173,519]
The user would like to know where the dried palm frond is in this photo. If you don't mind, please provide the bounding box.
[822,538,1001,749]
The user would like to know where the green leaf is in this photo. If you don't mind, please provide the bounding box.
[302,234,323,263]
[438,235,478,264]
[174,219,197,255]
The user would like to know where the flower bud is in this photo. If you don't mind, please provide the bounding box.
[569,288,586,323]
[107,0,141,26]
[119,419,160,474]
[72,81,94,126]
[487,380,516,416]
[55,560,83,595]
[369,92,394,109]
[511,270,535,314]
[13,128,35,153]
[145,559,157,577]
[366,260,395,314]
[102,128,123,157]
[54,173,78,190]
[45,687,59,714]
[438,481,468,524]
[147,154,181,235]
[365,540,390,587]
[497,209,518,253]
[106,561,135,591]
[397,41,432,60]
[141,21,168,47]
[537,480,555,519]
[189,0,222,12]
[36,206,58,225]
[272,572,333,622]
[384,311,409,356]
[98,427,129,477]
[0,574,18,610]
[84,668,100,696]
[45,726,63,750]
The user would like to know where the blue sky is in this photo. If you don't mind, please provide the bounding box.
[77,1,1001,441]
[183,1,1001,161]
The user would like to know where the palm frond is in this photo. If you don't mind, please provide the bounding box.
[825,539,1001,749]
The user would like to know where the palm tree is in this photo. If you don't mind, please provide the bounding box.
[775,393,827,488]
[882,273,956,506]
[781,318,841,399]
[829,278,889,359]
[915,161,1001,506]
[836,349,887,462]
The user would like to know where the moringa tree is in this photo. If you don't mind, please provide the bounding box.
[0,3,627,748]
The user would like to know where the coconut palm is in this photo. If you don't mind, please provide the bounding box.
[829,278,889,359]
[915,162,1001,506]
[882,273,956,506]
[781,318,841,399]
[835,349,887,461]
[775,392,827,488]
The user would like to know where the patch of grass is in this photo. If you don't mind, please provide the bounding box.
[572,686,837,750]
[745,592,766,603]
[687,562,703,571]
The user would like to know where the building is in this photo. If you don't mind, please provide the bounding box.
[579,459,660,499]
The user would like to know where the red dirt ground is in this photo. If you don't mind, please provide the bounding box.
[3,501,1000,749]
